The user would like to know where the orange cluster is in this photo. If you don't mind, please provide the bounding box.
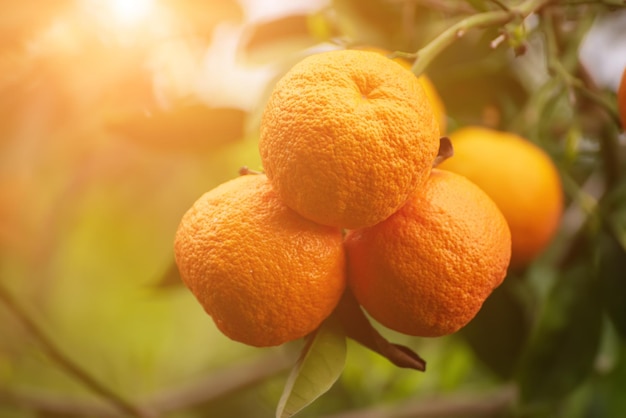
[174,49,515,347]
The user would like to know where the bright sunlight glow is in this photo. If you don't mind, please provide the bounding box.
[109,0,154,25]
[79,0,164,45]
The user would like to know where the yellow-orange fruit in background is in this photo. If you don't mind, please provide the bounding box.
[259,49,440,229]
[418,75,447,135]
[438,126,563,267]
[354,46,447,135]
[174,174,346,347]
[618,67,626,129]
[345,169,511,338]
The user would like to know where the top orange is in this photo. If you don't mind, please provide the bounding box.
[353,46,447,135]
[259,49,440,229]
[618,67,626,129]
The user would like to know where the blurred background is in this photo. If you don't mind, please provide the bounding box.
[1,1,625,417]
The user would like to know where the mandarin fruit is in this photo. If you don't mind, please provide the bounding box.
[174,174,346,347]
[438,126,563,267]
[354,46,447,134]
[345,169,511,337]
[259,49,439,229]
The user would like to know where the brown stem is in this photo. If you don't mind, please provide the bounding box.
[332,289,426,371]
[0,388,123,418]
[0,351,294,417]
[433,137,454,167]
[321,384,518,418]
[238,166,263,176]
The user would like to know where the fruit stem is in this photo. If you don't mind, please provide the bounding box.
[433,137,454,167]
[332,289,426,371]
[540,8,622,188]
[238,166,263,176]
[542,9,622,127]
[407,0,555,76]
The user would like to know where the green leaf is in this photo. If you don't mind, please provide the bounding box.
[602,347,626,416]
[276,318,346,418]
[598,230,626,338]
[516,261,603,405]
[461,276,531,379]
[107,104,246,153]
[152,261,183,289]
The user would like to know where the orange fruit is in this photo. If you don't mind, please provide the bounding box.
[345,169,511,337]
[438,126,563,267]
[174,174,346,347]
[259,49,440,229]
[354,46,447,134]
[618,67,626,129]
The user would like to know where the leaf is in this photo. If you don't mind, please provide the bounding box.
[106,104,246,153]
[276,318,346,418]
[598,231,626,338]
[460,276,531,379]
[152,261,183,289]
[433,136,454,167]
[516,261,603,405]
[602,346,626,416]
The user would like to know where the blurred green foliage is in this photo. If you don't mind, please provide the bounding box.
[1,1,625,417]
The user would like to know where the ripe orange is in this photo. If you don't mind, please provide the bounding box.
[259,49,440,229]
[354,46,447,134]
[174,174,346,347]
[438,126,563,267]
[618,67,626,129]
[345,169,511,337]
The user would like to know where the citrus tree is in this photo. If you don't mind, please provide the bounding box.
[1,1,625,418]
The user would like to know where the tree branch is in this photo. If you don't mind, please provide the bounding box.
[0,350,294,417]
[0,283,152,418]
[0,388,123,418]
[143,350,294,413]
[405,0,555,75]
[321,384,518,418]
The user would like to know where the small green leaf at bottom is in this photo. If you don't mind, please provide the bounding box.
[276,318,346,418]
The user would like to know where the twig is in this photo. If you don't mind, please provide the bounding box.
[541,8,622,188]
[0,388,123,418]
[333,290,426,371]
[0,350,295,417]
[408,0,554,75]
[143,350,295,413]
[321,384,518,418]
[542,10,621,125]
[0,283,152,418]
